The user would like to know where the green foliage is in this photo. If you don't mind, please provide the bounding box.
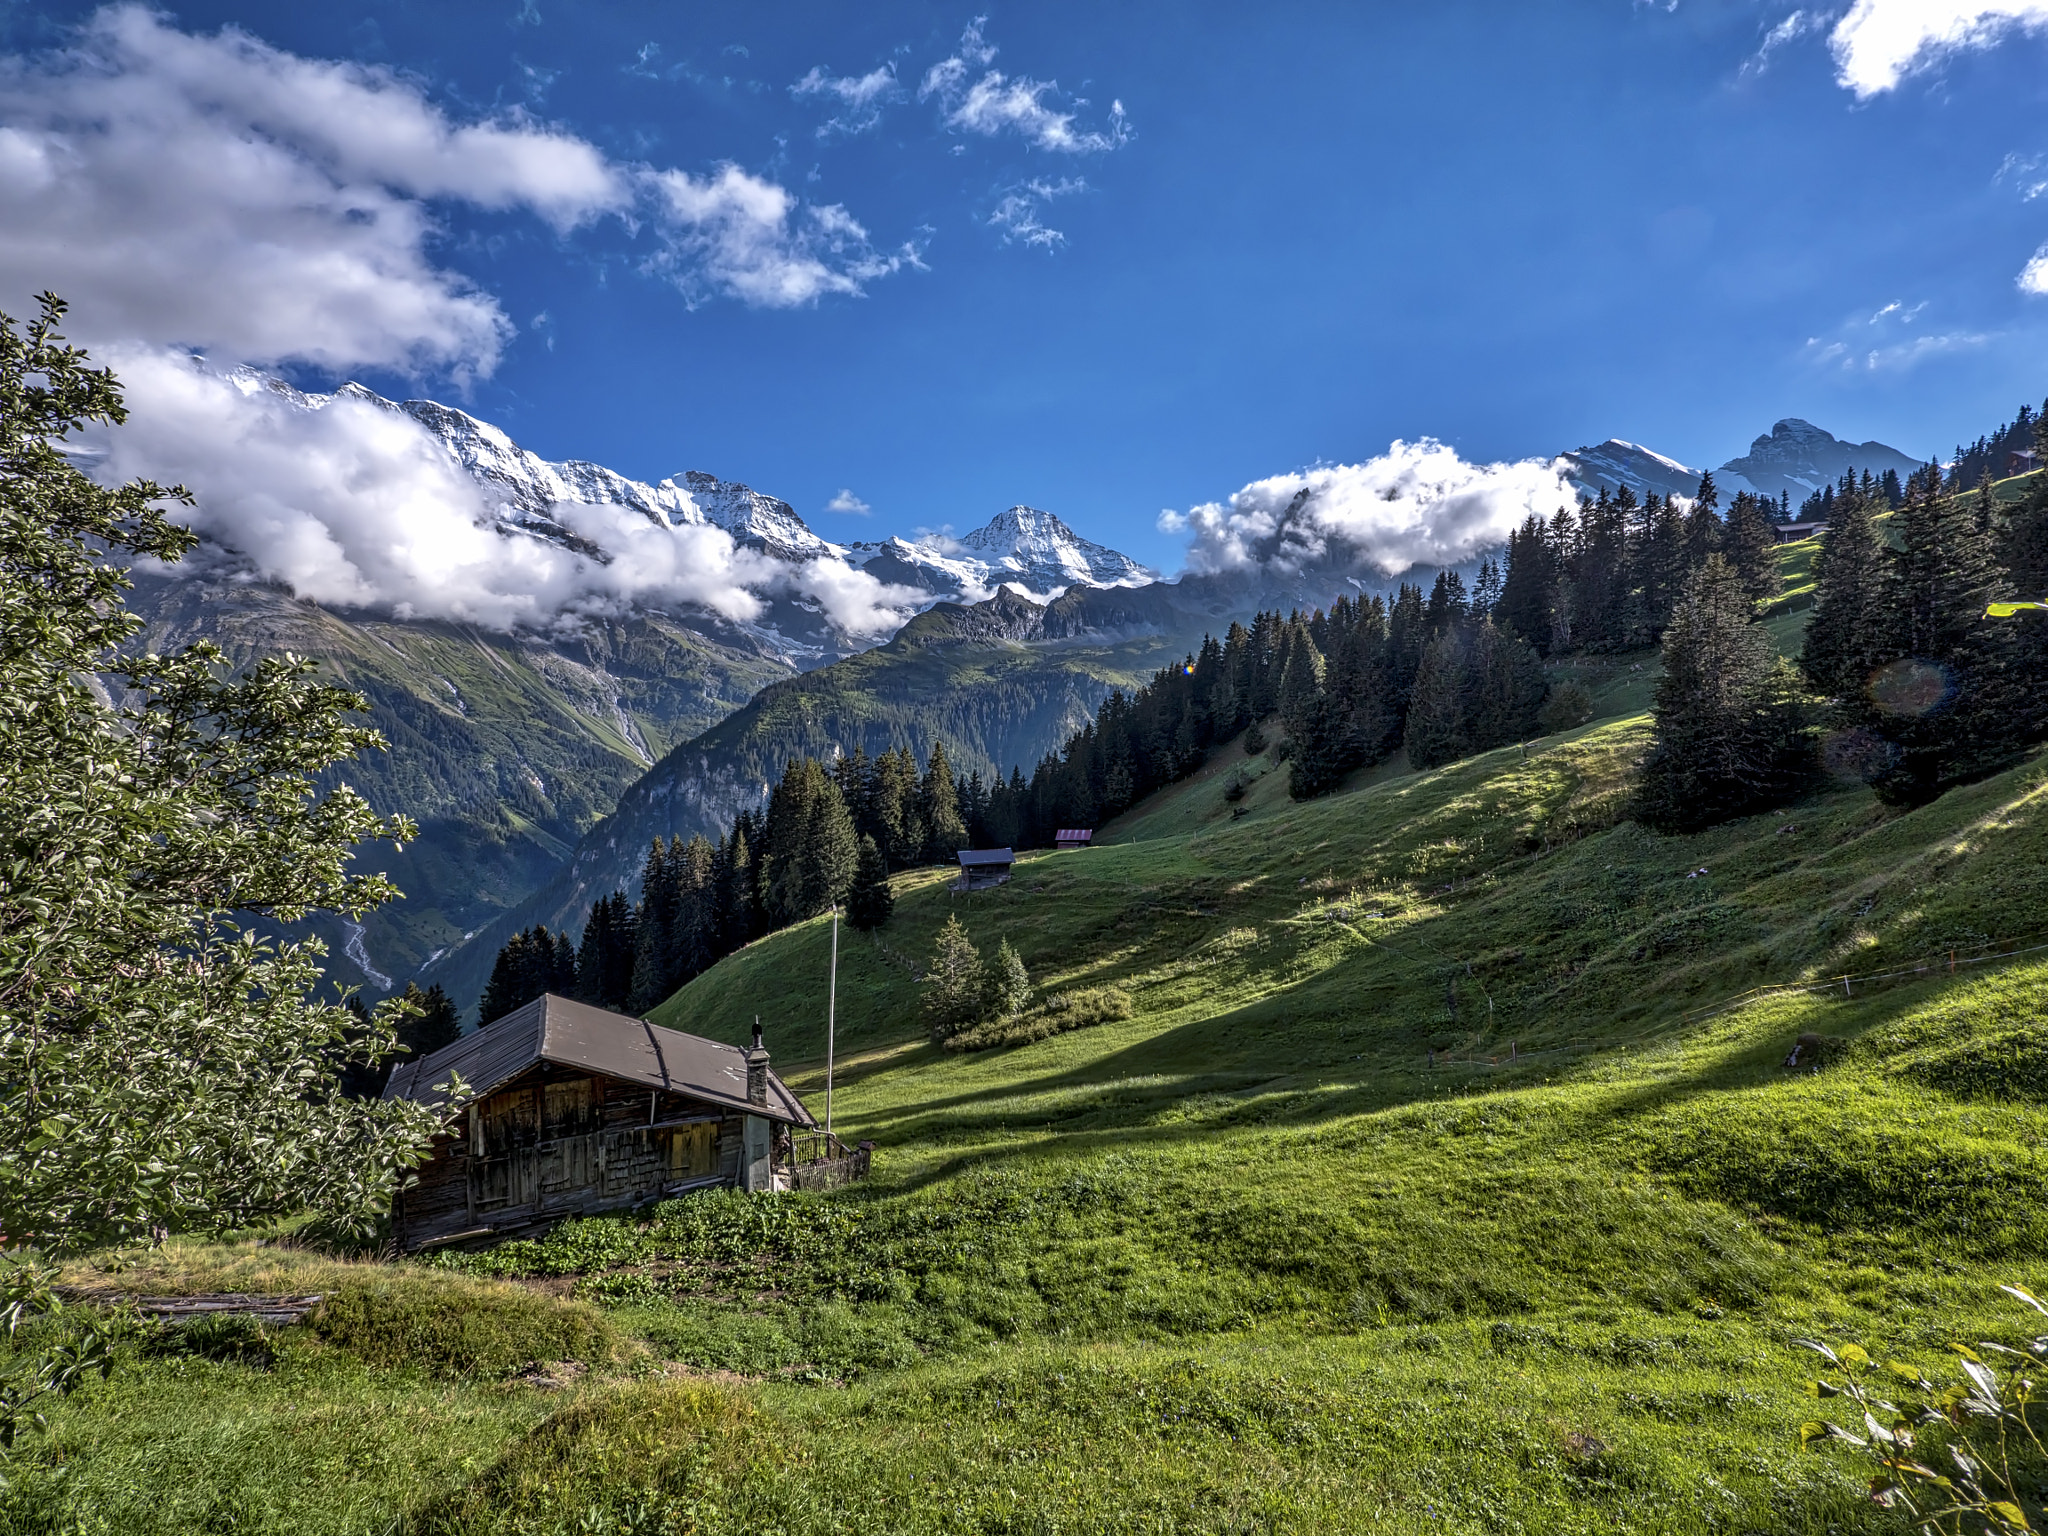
[1540,679,1595,734]
[844,835,893,931]
[763,758,859,925]
[980,938,1031,1021]
[1636,555,1816,833]
[1797,1287,2048,1534]
[309,1274,620,1379]
[0,296,444,1252]
[944,984,1133,1051]
[919,915,985,1042]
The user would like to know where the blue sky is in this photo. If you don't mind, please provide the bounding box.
[4,0,2048,576]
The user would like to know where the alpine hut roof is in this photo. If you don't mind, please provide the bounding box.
[957,848,1015,867]
[383,993,816,1128]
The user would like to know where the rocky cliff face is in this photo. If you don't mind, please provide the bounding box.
[1713,419,1924,501]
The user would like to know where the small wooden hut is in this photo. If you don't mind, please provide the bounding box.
[954,847,1014,891]
[381,994,864,1253]
[1054,828,1094,850]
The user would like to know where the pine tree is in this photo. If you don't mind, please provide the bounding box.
[1463,620,1547,751]
[1859,473,2013,803]
[763,758,860,924]
[1684,470,1722,570]
[1799,487,1890,700]
[920,741,966,862]
[574,891,638,1011]
[394,981,462,1063]
[1634,556,1814,832]
[1635,493,1688,642]
[982,939,1032,1020]
[479,926,575,1025]
[1286,684,1351,800]
[1404,630,1470,769]
[1496,515,1556,651]
[845,834,894,930]
[921,914,986,1042]
[1724,491,1783,604]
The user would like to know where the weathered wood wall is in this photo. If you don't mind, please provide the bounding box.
[393,1065,749,1251]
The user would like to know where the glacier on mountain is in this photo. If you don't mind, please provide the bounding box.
[197,370,1152,659]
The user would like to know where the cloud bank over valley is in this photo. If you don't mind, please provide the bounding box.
[1160,441,1578,581]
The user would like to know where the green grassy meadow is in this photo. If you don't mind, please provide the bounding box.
[14,552,2048,1533]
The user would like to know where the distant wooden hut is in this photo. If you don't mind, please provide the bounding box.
[381,995,865,1253]
[954,847,1014,891]
[1773,520,1829,544]
[1054,828,1094,850]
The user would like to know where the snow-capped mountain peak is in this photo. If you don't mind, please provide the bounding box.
[1558,438,1704,503]
[1713,419,1924,500]
[957,505,1156,589]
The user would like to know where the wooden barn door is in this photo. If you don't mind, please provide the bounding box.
[536,1078,598,1205]
[469,1088,538,1213]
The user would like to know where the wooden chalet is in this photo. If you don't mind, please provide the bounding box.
[1054,828,1093,850]
[382,994,866,1253]
[954,847,1014,891]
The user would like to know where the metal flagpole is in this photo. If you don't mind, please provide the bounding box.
[826,902,839,1140]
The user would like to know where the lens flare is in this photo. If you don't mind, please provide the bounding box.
[1821,727,1900,783]
[1865,657,1952,718]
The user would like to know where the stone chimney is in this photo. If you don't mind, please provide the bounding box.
[746,1021,769,1107]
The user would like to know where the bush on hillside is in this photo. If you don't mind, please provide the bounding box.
[1540,681,1594,734]
[944,986,1133,1052]
[310,1274,621,1378]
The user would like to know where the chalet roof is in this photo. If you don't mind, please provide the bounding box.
[957,847,1015,867]
[382,993,817,1128]
[1054,828,1093,841]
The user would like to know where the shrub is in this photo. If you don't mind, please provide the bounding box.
[309,1273,621,1378]
[1540,681,1595,734]
[152,1312,274,1369]
[944,986,1134,1052]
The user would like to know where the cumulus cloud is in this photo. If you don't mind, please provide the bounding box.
[826,489,872,515]
[0,5,909,377]
[919,20,1130,154]
[647,165,921,308]
[1830,0,2048,96]
[82,351,920,638]
[1160,442,1577,579]
[2020,244,2048,294]
[791,63,901,136]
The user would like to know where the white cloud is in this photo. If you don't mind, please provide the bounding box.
[1830,0,2048,96]
[1742,9,1818,76]
[1999,150,2048,200]
[919,20,1130,154]
[81,350,922,638]
[647,164,921,308]
[2020,243,2048,293]
[989,177,1086,247]
[1164,442,1577,579]
[0,6,909,379]
[791,63,901,136]
[827,489,872,515]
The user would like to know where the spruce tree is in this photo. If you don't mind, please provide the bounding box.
[1286,685,1351,800]
[921,914,986,1042]
[919,741,967,862]
[1634,556,1813,832]
[1496,515,1557,651]
[982,939,1032,1020]
[1683,470,1722,570]
[1463,621,1547,751]
[1799,487,1890,700]
[1404,630,1470,769]
[394,982,462,1062]
[763,758,860,924]
[1859,473,2013,803]
[1724,490,1783,604]
[845,834,894,930]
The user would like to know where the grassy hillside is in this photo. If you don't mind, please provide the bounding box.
[126,571,792,993]
[23,631,2048,1531]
